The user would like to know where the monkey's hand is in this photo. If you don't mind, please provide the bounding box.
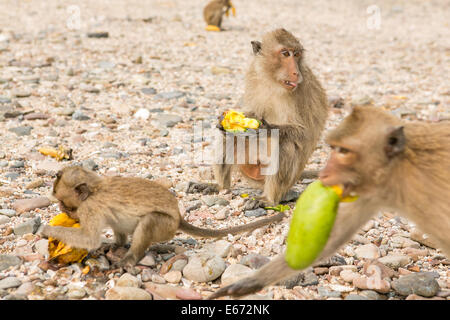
[208,277,264,299]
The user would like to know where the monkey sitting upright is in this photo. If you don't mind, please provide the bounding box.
[203,0,234,31]
[209,106,450,299]
[214,29,329,207]
[38,166,285,268]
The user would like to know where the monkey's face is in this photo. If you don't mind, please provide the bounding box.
[52,167,96,212]
[254,29,304,93]
[320,107,405,197]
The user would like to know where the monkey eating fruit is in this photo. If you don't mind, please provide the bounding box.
[209,106,450,299]
[213,28,329,207]
[38,166,285,268]
[203,0,236,31]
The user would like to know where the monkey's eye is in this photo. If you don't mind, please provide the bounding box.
[281,50,290,57]
[293,51,300,57]
[56,171,62,179]
[336,147,350,154]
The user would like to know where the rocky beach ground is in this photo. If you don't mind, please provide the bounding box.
[0,0,449,300]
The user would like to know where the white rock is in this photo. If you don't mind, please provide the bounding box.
[354,244,380,259]
[134,108,150,120]
[221,264,253,286]
[164,270,182,283]
[182,252,226,282]
[105,286,152,300]
[117,273,140,288]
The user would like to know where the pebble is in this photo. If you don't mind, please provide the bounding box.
[221,264,253,286]
[0,215,11,225]
[24,113,50,121]
[215,207,229,220]
[359,290,387,300]
[13,217,41,235]
[155,114,183,127]
[25,179,44,189]
[175,288,203,300]
[378,253,411,269]
[0,277,22,289]
[116,273,140,288]
[87,32,109,38]
[34,239,49,256]
[340,270,359,283]
[8,126,33,136]
[206,240,232,258]
[138,253,156,267]
[143,282,178,299]
[134,108,150,120]
[12,197,51,214]
[345,294,369,300]
[105,287,152,300]
[354,243,380,259]
[240,253,270,269]
[68,287,86,299]
[154,91,185,100]
[182,252,226,282]
[392,272,440,297]
[314,267,329,275]
[203,196,229,207]
[151,273,166,284]
[72,110,90,120]
[244,208,267,218]
[410,228,439,249]
[141,87,157,95]
[163,270,182,284]
[353,275,391,293]
[15,282,36,296]
[0,255,22,271]
[318,286,341,298]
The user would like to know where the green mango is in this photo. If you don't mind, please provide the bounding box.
[285,180,340,269]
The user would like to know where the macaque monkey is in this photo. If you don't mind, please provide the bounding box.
[214,29,329,206]
[209,106,450,299]
[203,0,235,31]
[39,166,285,268]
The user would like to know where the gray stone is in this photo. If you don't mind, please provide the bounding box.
[141,87,157,95]
[87,32,109,38]
[9,126,33,136]
[318,286,342,298]
[281,190,300,202]
[0,209,17,217]
[392,272,440,297]
[204,196,229,207]
[156,114,183,127]
[10,160,25,168]
[0,255,22,271]
[279,270,319,288]
[0,161,8,167]
[13,217,41,235]
[72,110,90,120]
[378,254,411,269]
[244,208,267,218]
[359,290,387,300]
[240,253,270,269]
[34,239,49,256]
[345,294,370,300]
[5,172,20,180]
[0,277,22,289]
[154,91,185,100]
[0,96,11,104]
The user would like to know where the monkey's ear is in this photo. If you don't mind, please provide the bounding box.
[75,183,91,201]
[385,126,405,158]
[251,41,262,55]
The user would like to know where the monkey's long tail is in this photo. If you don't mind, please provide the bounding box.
[179,212,286,238]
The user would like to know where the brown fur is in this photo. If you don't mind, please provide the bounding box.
[214,29,329,205]
[39,166,285,268]
[203,0,232,28]
[209,106,450,299]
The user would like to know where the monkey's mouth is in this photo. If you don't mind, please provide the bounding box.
[282,80,298,90]
[341,183,358,199]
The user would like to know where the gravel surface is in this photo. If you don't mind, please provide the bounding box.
[0,0,448,300]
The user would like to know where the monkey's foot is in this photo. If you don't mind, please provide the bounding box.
[205,25,221,32]
[242,196,273,211]
[186,182,219,194]
[208,277,264,299]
